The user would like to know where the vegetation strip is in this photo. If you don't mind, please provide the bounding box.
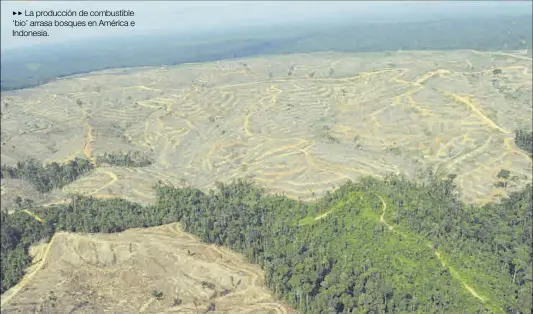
[2,174,531,313]
[1,129,531,312]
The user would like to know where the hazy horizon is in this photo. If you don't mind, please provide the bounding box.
[1,1,531,52]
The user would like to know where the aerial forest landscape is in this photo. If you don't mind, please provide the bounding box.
[0,2,532,314]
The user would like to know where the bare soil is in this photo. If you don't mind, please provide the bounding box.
[0,224,294,314]
[1,49,531,312]
[2,50,530,206]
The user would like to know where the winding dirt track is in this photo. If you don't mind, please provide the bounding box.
[376,194,489,305]
[1,50,530,312]
[0,232,58,309]
[2,50,530,208]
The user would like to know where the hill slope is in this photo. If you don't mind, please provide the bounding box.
[1,175,531,313]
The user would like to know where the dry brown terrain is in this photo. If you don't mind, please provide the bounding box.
[1,50,531,207]
[0,223,295,314]
[1,49,532,312]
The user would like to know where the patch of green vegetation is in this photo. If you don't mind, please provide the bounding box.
[515,129,532,157]
[497,169,511,180]
[376,175,531,313]
[109,122,130,139]
[379,197,507,312]
[0,157,93,193]
[151,290,164,301]
[298,192,364,226]
[387,146,402,156]
[96,151,153,167]
[1,162,531,313]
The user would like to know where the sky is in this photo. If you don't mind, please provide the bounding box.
[1,1,531,51]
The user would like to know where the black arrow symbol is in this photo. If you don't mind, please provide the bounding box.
[13,11,16,15]
[18,11,22,15]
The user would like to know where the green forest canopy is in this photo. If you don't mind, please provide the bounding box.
[1,175,531,313]
[1,130,532,313]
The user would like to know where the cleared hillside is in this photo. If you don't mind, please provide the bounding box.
[0,223,293,313]
[1,49,531,314]
[1,176,531,313]
[1,50,531,209]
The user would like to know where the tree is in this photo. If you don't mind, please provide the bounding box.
[515,129,532,156]
[151,290,164,300]
[497,169,510,180]
[46,290,57,309]
[14,196,23,209]
[1,171,531,313]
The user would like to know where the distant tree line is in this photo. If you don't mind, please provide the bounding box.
[96,151,153,167]
[515,129,532,157]
[2,14,531,91]
[0,158,93,193]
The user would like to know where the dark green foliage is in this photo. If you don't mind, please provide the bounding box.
[0,210,54,293]
[515,129,533,157]
[96,151,153,167]
[47,291,57,308]
[497,169,510,180]
[0,157,93,193]
[372,175,532,313]
[151,290,164,300]
[494,181,506,188]
[201,281,216,290]
[1,174,531,312]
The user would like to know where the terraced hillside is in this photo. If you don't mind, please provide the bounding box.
[0,223,294,313]
[2,50,531,208]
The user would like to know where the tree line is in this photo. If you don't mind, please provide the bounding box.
[1,176,531,313]
[0,157,93,193]
[1,132,531,312]
[2,14,531,92]
[515,129,532,157]
[96,151,153,167]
